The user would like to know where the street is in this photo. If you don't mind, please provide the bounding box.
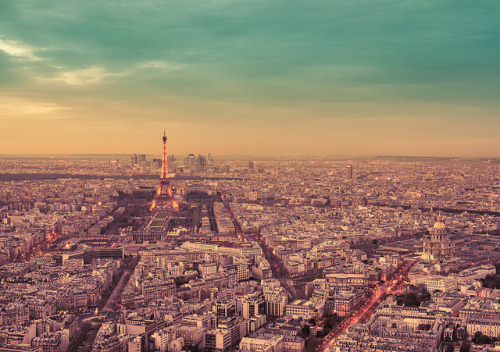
[220,191,298,300]
[315,260,415,352]
[102,256,139,312]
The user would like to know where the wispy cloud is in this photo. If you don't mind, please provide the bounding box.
[137,60,184,70]
[0,96,70,119]
[0,37,42,61]
[39,61,182,86]
[41,66,121,85]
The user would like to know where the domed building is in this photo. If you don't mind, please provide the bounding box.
[422,214,455,260]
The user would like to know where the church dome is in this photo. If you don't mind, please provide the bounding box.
[433,221,446,230]
[433,214,446,230]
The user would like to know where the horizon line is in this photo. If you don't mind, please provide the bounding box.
[0,153,498,160]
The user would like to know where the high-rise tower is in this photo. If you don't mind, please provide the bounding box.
[150,129,179,211]
[347,165,353,180]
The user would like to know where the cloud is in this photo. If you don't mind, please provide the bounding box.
[0,96,70,119]
[41,66,121,85]
[137,61,183,70]
[0,37,41,61]
[38,61,182,87]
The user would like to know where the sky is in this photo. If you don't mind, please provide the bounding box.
[0,0,499,157]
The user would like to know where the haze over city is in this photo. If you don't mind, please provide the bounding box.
[1,0,499,156]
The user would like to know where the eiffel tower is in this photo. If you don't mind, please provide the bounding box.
[150,129,179,211]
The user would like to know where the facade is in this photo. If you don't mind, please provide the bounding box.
[467,319,500,338]
[215,299,237,317]
[205,317,246,352]
[205,329,231,352]
[422,216,455,259]
[31,332,68,352]
[242,292,265,319]
[263,279,288,317]
[285,300,321,320]
[182,314,211,329]
[239,335,283,352]
[141,278,176,302]
[412,275,458,293]
[325,273,368,291]
[333,289,365,317]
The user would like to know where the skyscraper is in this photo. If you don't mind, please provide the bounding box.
[347,165,353,180]
[130,154,138,166]
[207,153,214,172]
[184,154,195,172]
[196,154,207,172]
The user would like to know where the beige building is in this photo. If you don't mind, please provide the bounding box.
[467,319,500,338]
[422,215,455,259]
[285,300,322,320]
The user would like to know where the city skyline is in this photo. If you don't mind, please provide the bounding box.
[1,0,499,157]
[0,154,499,352]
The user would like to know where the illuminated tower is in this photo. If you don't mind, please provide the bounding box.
[150,129,179,211]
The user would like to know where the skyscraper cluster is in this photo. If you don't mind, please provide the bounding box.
[181,153,214,173]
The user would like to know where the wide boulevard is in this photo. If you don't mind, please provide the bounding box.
[315,260,415,352]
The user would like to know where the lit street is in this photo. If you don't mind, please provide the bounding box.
[315,261,415,352]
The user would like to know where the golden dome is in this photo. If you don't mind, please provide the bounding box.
[433,221,446,230]
[433,214,446,230]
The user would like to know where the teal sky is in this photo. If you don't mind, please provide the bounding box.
[1,0,499,156]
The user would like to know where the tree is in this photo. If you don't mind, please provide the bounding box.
[402,293,420,307]
[472,331,491,345]
[324,315,342,330]
[446,344,454,352]
[301,325,310,337]
[420,288,431,302]
[460,341,470,352]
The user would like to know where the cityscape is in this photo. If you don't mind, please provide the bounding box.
[1,1,500,352]
[0,131,499,352]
